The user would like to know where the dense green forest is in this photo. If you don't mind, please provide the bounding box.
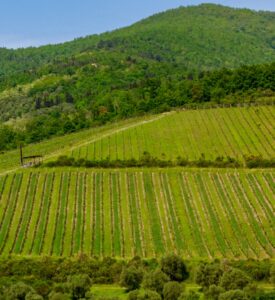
[0,62,274,151]
[0,256,274,300]
[0,4,275,151]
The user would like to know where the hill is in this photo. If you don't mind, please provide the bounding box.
[1,4,275,75]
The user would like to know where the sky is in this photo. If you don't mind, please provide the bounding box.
[1,0,275,49]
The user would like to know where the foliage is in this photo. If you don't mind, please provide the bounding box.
[196,262,223,289]
[219,289,249,300]
[120,266,144,292]
[44,154,244,169]
[3,282,35,300]
[163,281,184,300]
[220,268,252,291]
[67,274,92,299]
[205,284,225,300]
[161,255,189,282]
[142,269,169,295]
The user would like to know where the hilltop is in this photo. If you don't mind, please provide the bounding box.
[1,4,275,75]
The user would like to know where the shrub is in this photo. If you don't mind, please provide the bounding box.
[161,255,189,282]
[232,260,271,281]
[120,266,143,292]
[25,293,44,300]
[4,282,35,300]
[196,262,223,289]
[205,284,225,300]
[67,274,92,299]
[220,268,251,291]
[163,281,183,300]
[143,269,169,295]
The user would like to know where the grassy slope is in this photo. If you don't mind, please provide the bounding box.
[0,168,273,259]
[68,106,275,162]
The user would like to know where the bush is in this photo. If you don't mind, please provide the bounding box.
[4,282,35,300]
[163,281,183,300]
[67,274,92,299]
[220,268,251,291]
[120,266,143,292]
[219,289,248,300]
[25,293,44,300]
[205,284,225,300]
[232,260,272,281]
[196,262,223,289]
[143,269,169,295]
[161,255,189,282]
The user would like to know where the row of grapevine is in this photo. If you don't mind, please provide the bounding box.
[0,169,273,259]
[71,106,275,161]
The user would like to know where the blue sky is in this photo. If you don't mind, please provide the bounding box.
[1,0,275,49]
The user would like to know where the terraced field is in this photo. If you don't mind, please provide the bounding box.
[69,106,275,161]
[0,168,273,259]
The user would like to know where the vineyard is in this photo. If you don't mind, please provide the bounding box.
[0,168,273,259]
[69,106,275,162]
[0,114,161,173]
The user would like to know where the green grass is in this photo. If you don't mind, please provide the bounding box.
[91,285,127,299]
[0,168,273,259]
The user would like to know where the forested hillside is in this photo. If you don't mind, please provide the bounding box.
[1,4,275,76]
[0,4,275,151]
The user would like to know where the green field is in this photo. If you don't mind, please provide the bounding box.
[0,168,273,259]
[68,106,274,161]
[1,106,274,175]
